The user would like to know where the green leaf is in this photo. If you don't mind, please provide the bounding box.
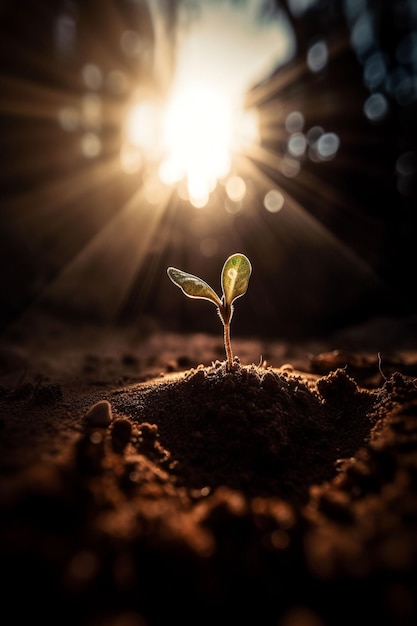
[167,267,222,307]
[221,253,252,308]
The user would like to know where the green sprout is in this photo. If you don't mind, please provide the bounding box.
[167,253,252,371]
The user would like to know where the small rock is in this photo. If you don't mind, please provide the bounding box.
[84,400,113,427]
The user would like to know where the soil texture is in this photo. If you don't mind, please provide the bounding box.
[1,314,417,626]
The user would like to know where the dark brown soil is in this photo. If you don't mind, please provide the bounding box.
[1,314,417,626]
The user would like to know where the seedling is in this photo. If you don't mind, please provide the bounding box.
[167,253,252,370]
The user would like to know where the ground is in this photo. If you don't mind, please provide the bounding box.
[1,310,417,626]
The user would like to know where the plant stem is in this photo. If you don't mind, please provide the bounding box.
[223,321,233,370]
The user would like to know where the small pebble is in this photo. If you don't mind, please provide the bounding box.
[84,400,113,427]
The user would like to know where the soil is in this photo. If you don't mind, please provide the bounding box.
[1,311,417,626]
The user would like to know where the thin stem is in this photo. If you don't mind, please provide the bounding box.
[223,322,233,370]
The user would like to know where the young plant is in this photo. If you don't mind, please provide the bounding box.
[167,253,252,371]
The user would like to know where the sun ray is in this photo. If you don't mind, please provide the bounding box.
[0,76,82,120]
[5,156,124,241]
[40,180,176,322]
[237,150,384,282]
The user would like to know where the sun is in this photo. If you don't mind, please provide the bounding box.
[160,81,233,207]
[121,0,291,210]
[125,81,259,208]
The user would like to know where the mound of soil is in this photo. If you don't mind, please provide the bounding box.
[114,361,376,505]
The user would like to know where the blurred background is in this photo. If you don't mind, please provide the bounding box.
[1,0,416,342]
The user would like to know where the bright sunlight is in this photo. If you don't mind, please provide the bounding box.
[122,0,294,208]
[160,82,233,207]
[125,83,259,208]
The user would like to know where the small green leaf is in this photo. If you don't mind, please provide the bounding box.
[167,267,222,307]
[221,253,252,308]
